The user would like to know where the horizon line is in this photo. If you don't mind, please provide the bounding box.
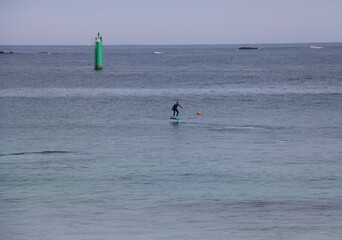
[1,41,341,47]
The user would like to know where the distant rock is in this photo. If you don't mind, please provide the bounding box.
[37,51,50,55]
[238,47,260,50]
[0,51,14,54]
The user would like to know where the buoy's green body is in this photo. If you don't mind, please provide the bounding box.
[95,33,103,70]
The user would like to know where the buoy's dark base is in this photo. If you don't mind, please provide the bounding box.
[95,66,103,70]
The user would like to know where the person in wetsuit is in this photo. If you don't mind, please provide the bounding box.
[172,101,183,117]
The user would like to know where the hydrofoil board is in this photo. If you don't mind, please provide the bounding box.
[170,116,182,121]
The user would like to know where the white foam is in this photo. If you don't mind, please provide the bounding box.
[310,46,323,49]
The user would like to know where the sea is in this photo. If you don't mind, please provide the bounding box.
[1,43,342,240]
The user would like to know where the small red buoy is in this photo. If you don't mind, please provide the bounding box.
[197,112,201,116]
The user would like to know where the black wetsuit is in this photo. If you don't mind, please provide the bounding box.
[172,103,182,117]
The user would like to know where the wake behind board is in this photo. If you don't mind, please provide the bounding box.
[170,116,182,122]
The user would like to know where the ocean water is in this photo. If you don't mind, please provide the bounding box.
[1,44,342,240]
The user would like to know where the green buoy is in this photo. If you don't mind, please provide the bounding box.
[95,32,103,70]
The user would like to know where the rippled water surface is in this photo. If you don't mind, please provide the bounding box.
[1,44,342,239]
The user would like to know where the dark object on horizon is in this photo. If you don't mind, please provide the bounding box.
[0,51,14,54]
[238,47,260,50]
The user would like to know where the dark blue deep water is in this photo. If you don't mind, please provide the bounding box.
[1,44,342,239]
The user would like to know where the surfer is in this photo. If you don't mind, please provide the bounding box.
[172,101,183,117]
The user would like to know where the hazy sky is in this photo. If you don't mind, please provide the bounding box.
[1,0,342,45]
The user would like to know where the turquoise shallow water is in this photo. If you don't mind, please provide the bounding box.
[1,44,342,239]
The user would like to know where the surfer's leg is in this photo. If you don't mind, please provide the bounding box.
[176,109,179,116]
